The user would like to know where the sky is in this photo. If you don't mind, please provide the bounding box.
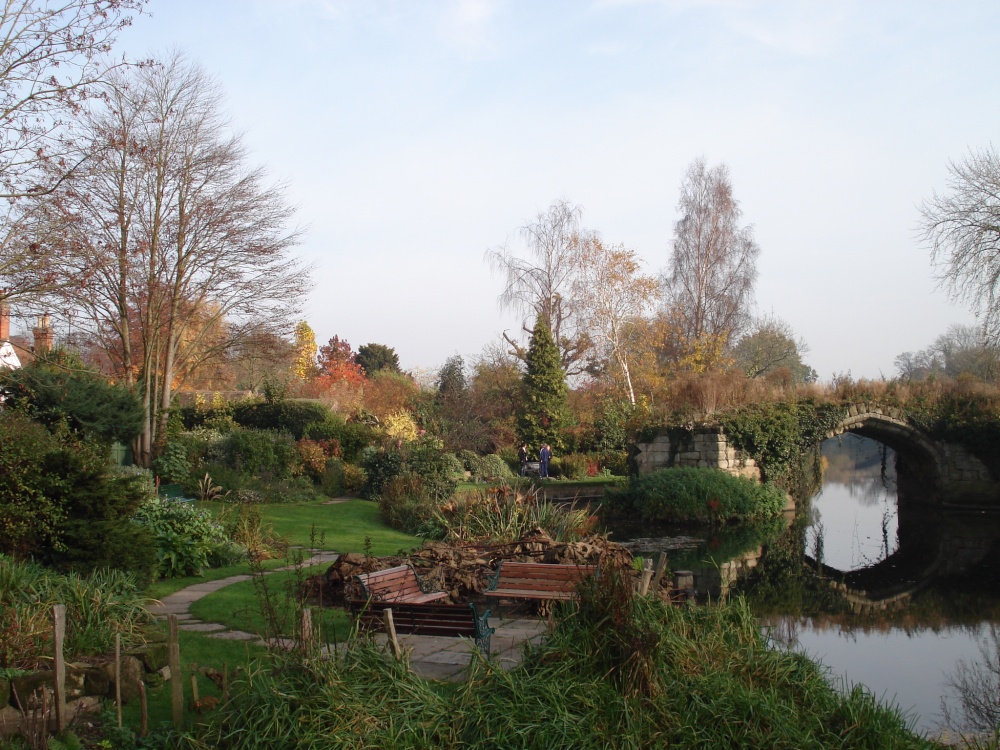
[112,0,1000,382]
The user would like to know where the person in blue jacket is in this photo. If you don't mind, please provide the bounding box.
[539,443,552,478]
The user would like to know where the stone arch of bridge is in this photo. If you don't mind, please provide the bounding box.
[822,405,942,491]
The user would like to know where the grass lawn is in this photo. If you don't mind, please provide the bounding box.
[144,499,422,600]
[120,628,268,733]
[188,563,352,643]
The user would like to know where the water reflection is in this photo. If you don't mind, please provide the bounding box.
[607,434,1000,734]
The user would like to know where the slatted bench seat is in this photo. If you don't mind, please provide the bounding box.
[354,564,448,604]
[350,600,495,654]
[484,561,598,605]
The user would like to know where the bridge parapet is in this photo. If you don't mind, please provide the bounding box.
[634,401,1000,508]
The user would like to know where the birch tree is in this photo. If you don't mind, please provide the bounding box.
[573,240,658,405]
[664,158,760,352]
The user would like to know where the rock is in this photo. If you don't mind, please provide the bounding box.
[8,672,52,709]
[83,665,111,697]
[97,655,144,703]
[128,641,169,673]
[0,705,20,737]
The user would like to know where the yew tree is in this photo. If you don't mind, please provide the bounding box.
[517,316,569,452]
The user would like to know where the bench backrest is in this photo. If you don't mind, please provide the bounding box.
[495,561,597,592]
[356,564,425,602]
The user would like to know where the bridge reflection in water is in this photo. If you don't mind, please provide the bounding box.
[610,434,1000,734]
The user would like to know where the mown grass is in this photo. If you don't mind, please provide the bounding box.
[188,563,351,643]
[144,499,421,599]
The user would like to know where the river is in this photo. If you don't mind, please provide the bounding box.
[608,434,1000,736]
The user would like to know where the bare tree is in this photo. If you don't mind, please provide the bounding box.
[0,0,146,309]
[573,239,658,405]
[921,146,1000,344]
[664,158,760,351]
[39,53,309,465]
[487,199,593,375]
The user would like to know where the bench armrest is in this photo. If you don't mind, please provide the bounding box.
[485,560,504,592]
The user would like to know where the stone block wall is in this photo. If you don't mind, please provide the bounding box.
[635,428,760,482]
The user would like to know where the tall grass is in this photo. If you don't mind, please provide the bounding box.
[0,554,152,669]
[184,566,931,749]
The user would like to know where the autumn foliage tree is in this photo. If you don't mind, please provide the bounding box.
[316,335,365,386]
[573,239,658,405]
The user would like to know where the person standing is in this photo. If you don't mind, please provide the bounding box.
[539,443,552,479]
[518,443,529,476]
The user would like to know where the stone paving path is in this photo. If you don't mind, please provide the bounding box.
[146,551,548,680]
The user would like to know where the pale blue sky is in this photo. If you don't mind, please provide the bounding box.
[115,1,999,380]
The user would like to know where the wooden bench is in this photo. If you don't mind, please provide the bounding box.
[350,600,495,654]
[484,561,598,605]
[354,564,449,604]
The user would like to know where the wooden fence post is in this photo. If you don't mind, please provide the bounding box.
[52,604,67,734]
[651,552,669,592]
[301,608,313,652]
[639,558,654,595]
[115,633,122,728]
[383,608,402,659]
[168,614,183,728]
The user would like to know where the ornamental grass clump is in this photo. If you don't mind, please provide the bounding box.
[0,555,151,670]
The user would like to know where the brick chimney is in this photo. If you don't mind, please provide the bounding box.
[0,301,9,342]
[33,312,53,354]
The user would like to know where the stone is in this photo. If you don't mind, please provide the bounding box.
[0,705,20,737]
[128,640,169,673]
[83,665,111,697]
[8,672,52,709]
[97,655,144,703]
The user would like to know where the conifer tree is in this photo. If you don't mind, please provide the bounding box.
[517,316,569,451]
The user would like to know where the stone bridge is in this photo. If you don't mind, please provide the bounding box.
[633,402,1000,508]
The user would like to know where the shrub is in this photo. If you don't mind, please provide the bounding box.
[474,454,515,482]
[230,399,332,439]
[405,438,459,501]
[607,467,786,524]
[378,474,445,539]
[153,441,193,484]
[320,458,346,497]
[216,504,287,561]
[296,439,327,481]
[224,428,299,480]
[361,446,404,500]
[343,464,367,493]
[132,499,235,578]
[304,415,374,462]
[559,453,590,480]
[0,412,155,584]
